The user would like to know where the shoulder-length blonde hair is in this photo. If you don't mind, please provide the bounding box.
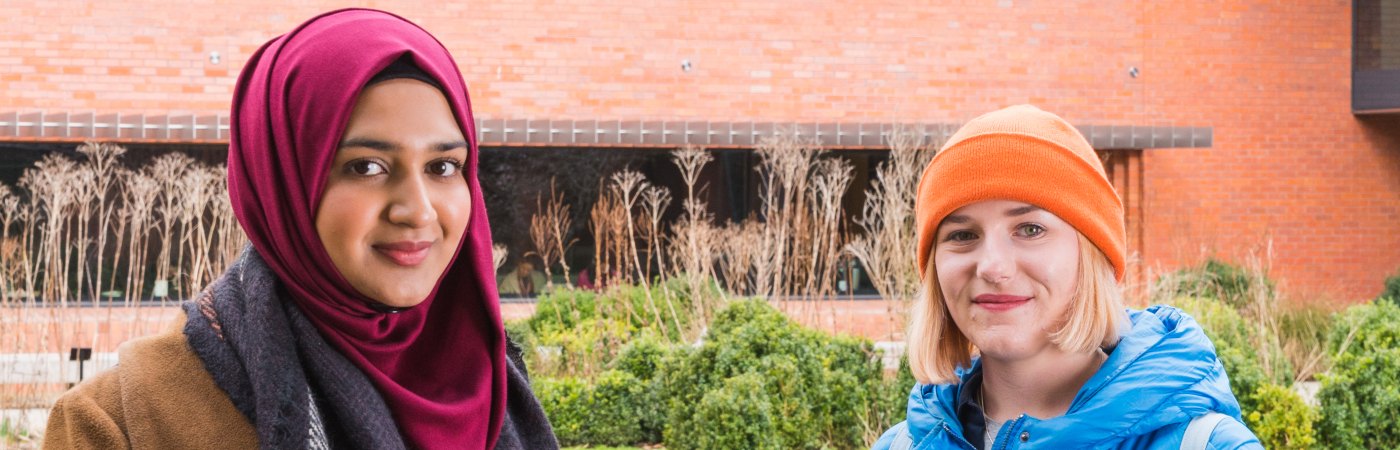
[907,232,1126,384]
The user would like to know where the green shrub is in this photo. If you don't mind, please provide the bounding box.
[689,373,782,450]
[611,334,668,443]
[613,332,666,381]
[1277,302,1335,380]
[1318,302,1400,450]
[533,317,636,377]
[535,376,589,446]
[504,319,535,350]
[1162,259,1273,309]
[530,287,603,333]
[659,299,883,450]
[535,371,652,447]
[531,280,709,341]
[1326,301,1400,359]
[1171,296,1292,416]
[1246,383,1318,450]
[1378,269,1400,305]
[878,355,916,426]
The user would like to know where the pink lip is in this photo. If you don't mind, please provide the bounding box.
[373,241,433,267]
[973,294,1033,312]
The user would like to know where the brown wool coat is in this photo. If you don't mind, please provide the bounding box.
[43,312,259,449]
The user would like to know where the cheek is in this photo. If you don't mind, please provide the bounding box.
[316,185,379,255]
[1029,239,1080,299]
[434,186,473,236]
[933,253,969,302]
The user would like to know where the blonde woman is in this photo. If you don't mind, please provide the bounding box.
[873,105,1262,450]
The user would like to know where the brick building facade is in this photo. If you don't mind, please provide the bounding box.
[2,0,1397,301]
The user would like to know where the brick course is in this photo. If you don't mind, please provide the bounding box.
[1,0,1397,301]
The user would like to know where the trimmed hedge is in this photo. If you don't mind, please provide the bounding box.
[658,299,884,450]
[1318,302,1400,449]
[613,335,667,443]
[535,370,650,447]
[689,373,783,450]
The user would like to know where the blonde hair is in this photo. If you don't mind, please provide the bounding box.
[907,232,1125,384]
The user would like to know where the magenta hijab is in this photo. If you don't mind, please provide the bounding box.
[226,9,504,449]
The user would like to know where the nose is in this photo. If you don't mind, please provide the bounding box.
[386,173,436,228]
[975,234,1014,285]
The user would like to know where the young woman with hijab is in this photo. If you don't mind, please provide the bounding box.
[872,105,1263,449]
[43,9,558,450]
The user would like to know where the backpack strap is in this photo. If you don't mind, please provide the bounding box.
[889,421,914,450]
[1180,412,1229,450]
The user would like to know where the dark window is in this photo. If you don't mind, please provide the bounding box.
[1355,0,1400,113]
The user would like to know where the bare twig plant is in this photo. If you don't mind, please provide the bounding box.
[667,145,721,324]
[2,143,249,434]
[0,183,19,301]
[640,185,671,281]
[590,181,630,289]
[172,166,219,300]
[20,154,79,303]
[752,131,822,301]
[529,180,576,289]
[805,158,854,323]
[608,170,665,333]
[639,184,685,337]
[846,126,936,337]
[148,153,194,300]
[715,218,763,296]
[121,172,159,304]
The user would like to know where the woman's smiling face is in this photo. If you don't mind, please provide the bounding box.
[315,78,471,308]
[934,199,1081,362]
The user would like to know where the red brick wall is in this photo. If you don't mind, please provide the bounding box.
[1139,1,1400,302]
[2,0,1397,301]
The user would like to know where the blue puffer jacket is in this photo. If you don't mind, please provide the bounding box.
[873,305,1263,450]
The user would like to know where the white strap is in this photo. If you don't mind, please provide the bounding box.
[1180,412,1229,450]
[889,421,914,450]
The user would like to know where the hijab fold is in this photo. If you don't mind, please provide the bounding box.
[227,8,505,449]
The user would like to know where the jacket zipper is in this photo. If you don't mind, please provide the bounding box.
[995,415,1027,450]
[941,423,978,450]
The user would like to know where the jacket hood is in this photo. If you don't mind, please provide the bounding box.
[904,305,1243,448]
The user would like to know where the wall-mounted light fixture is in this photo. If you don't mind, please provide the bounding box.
[681,59,693,72]
[209,51,222,65]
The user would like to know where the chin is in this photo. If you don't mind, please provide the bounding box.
[369,290,430,309]
[974,336,1043,360]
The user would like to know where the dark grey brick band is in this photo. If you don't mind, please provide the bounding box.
[0,111,1211,149]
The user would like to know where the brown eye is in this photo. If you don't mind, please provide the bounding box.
[428,159,463,177]
[348,160,387,176]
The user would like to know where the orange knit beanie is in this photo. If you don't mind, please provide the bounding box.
[915,105,1126,281]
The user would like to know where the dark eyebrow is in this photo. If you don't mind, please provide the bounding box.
[943,214,970,224]
[338,138,468,153]
[339,137,398,151]
[433,140,469,152]
[1006,205,1041,216]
